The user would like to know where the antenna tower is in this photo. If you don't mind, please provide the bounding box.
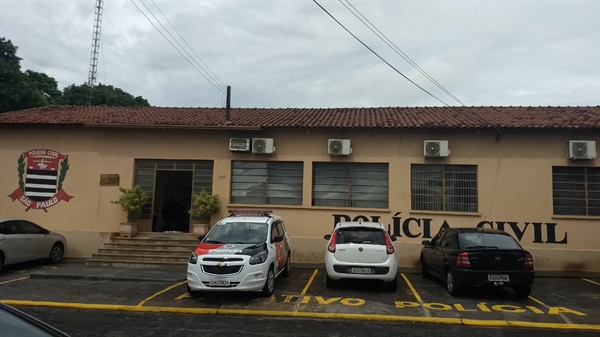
[87,0,104,105]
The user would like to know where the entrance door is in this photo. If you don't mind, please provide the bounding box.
[153,170,193,232]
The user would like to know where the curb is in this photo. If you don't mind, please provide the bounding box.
[2,299,599,332]
[28,273,186,283]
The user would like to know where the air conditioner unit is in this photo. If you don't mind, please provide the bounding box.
[328,139,352,156]
[229,138,250,152]
[252,138,275,154]
[424,140,450,157]
[568,140,597,160]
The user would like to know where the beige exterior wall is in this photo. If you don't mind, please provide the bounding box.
[1,126,599,272]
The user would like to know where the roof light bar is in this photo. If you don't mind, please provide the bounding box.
[228,209,273,217]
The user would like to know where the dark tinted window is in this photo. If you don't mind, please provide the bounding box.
[335,227,387,245]
[460,232,521,250]
[431,231,446,247]
[441,231,457,249]
[19,221,44,235]
[0,221,23,235]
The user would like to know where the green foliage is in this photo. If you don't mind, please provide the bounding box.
[189,188,220,221]
[0,36,151,113]
[58,156,69,191]
[62,83,150,107]
[17,154,25,192]
[111,185,150,222]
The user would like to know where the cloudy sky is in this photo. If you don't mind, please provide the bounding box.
[1,0,598,108]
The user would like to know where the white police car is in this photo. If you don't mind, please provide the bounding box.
[187,210,291,297]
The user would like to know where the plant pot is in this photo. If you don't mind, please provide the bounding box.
[192,223,209,236]
[119,222,137,237]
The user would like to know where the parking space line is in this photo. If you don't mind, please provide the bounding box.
[0,276,29,285]
[175,293,190,301]
[293,269,318,312]
[400,273,431,317]
[137,281,188,307]
[582,278,600,286]
[529,296,572,324]
[2,299,599,331]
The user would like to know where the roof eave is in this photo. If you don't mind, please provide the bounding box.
[83,123,263,131]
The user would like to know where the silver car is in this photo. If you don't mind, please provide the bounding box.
[0,218,67,273]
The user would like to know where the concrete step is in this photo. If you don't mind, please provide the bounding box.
[109,237,199,245]
[98,248,193,255]
[102,242,198,249]
[85,259,187,268]
[110,232,197,239]
[91,253,189,262]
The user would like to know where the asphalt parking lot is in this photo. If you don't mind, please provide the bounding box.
[0,266,599,331]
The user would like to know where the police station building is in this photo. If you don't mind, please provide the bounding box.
[0,105,599,272]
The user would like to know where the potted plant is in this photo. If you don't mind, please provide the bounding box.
[189,188,220,236]
[111,185,149,237]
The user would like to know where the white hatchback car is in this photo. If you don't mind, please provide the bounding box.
[187,210,291,297]
[324,221,398,291]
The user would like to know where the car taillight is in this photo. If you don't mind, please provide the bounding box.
[328,231,338,253]
[524,252,533,269]
[384,232,395,255]
[456,252,471,268]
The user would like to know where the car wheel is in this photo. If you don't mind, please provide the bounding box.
[281,254,291,278]
[49,243,64,264]
[446,269,462,296]
[513,285,532,299]
[261,265,275,297]
[386,275,398,292]
[187,284,202,299]
[420,256,429,278]
[326,274,337,289]
[0,253,4,274]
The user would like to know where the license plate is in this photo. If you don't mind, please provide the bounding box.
[209,279,231,286]
[350,267,372,274]
[488,274,509,282]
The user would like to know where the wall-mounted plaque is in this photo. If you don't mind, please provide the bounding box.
[100,174,120,186]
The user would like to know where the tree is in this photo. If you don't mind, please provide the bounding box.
[1,36,152,113]
[0,37,28,113]
[62,83,150,106]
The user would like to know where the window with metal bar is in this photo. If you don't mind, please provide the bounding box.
[230,161,303,206]
[312,162,388,209]
[552,166,600,216]
[411,164,478,212]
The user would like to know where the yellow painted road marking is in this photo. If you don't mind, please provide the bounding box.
[1,299,599,331]
[293,269,318,312]
[400,273,431,317]
[0,276,29,285]
[137,281,187,307]
[529,296,572,324]
[175,293,190,301]
[582,278,600,286]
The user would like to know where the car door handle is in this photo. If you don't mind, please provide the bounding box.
[26,238,32,240]
[0,238,6,241]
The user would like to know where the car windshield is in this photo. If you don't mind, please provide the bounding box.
[336,227,387,245]
[203,222,268,245]
[460,232,522,250]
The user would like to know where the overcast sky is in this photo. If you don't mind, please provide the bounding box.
[1,0,598,108]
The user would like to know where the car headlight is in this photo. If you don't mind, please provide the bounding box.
[249,250,268,265]
[189,252,198,264]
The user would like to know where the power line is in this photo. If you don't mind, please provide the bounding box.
[341,0,465,106]
[150,0,226,90]
[130,0,225,93]
[105,9,156,106]
[38,5,96,72]
[312,0,451,107]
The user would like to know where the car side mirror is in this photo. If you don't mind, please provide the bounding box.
[422,240,431,246]
[273,236,284,243]
[324,234,331,240]
[41,229,50,235]
[197,235,205,241]
[391,236,397,242]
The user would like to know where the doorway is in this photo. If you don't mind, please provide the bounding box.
[153,170,193,232]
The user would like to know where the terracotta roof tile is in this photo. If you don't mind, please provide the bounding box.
[0,105,599,130]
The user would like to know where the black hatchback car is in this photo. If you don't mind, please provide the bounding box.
[420,227,534,298]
